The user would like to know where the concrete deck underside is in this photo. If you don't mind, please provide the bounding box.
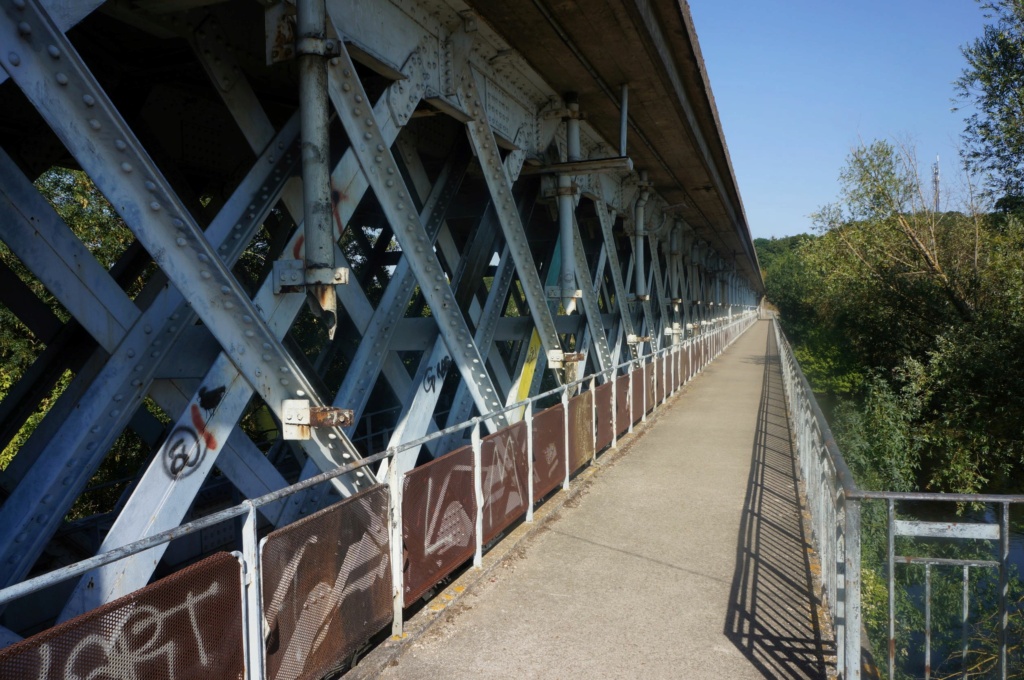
[376,321,834,679]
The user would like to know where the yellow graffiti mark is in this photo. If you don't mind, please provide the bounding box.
[516,331,543,405]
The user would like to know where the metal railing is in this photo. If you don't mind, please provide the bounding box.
[772,318,1022,680]
[0,310,759,679]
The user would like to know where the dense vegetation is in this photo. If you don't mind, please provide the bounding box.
[759,141,1024,495]
[757,5,1024,673]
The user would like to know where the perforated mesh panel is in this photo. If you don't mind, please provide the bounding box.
[568,391,594,473]
[655,358,665,404]
[532,404,565,500]
[646,361,656,413]
[616,374,631,435]
[0,552,244,680]
[632,369,644,423]
[594,381,613,451]
[480,421,529,544]
[403,446,476,606]
[261,484,391,680]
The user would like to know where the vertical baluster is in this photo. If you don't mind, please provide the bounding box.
[962,565,969,680]
[888,499,896,680]
[387,460,405,637]
[925,564,932,680]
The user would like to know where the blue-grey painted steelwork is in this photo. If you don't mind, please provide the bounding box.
[0,0,762,655]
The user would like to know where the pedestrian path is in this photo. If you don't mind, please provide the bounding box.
[370,321,834,679]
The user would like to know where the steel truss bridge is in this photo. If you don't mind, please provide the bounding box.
[0,0,764,677]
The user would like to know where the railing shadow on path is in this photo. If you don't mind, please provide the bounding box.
[724,328,835,679]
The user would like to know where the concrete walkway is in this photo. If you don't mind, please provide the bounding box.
[374,321,834,679]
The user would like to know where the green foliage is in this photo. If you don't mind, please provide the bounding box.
[762,139,1024,677]
[956,0,1024,199]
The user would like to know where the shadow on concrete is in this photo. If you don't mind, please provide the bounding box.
[724,329,835,679]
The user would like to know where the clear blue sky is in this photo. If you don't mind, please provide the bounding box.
[687,1,989,239]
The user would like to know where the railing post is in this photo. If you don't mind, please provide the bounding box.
[472,422,483,567]
[1000,501,1009,680]
[590,376,597,464]
[526,402,535,522]
[611,368,618,449]
[387,459,405,638]
[562,387,571,490]
[845,497,862,680]
[240,502,265,680]
[641,359,647,423]
[627,361,635,434]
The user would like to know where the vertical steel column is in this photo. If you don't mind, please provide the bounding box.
[297,0,337,335]
[634,171,649,299]
[559,94,580,312]
[619,84,629,157]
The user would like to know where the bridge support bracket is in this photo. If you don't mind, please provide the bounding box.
[283,399,355,439]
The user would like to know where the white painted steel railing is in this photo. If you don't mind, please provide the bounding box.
[773,317,1021,680]
[0,310,759,679]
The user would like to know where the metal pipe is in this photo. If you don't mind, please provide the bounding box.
[298,0,337,336]
[559,94,580,312]
[619,84,628,157]
[634,170,649,299]
[670,220,681,300]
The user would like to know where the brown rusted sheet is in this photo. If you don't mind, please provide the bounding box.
[532,403,566,500]
[262,484,391,680]
[646,361,656,413]
[673,351,681,391]
[481,421,529,544]
[403,445,476,606]
[594,381,614,451]
[568,390,594,473]
[631,368,644,424]
[615,373,631,436]
[0,552,244,680]
[684,346,692,382]
[655,358,666,404]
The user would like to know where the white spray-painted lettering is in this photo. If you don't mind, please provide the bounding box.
[27,581,221,680]
[422,464,474,557]
[265,499,390,680]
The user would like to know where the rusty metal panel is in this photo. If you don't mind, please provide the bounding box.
[568,390,594,473]
[684,346,692,382]
[615,374,630,436]
[594,381,613,451]
[646,362,656,413]
[0,552,244,680]
[403,446,476,606]
[261,484,391,680]
[532,404,566,500]
[655,358,665,404]
[481,421,529,544]
[631,369,644,423]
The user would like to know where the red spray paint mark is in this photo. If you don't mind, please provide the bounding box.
[292,234,304,260]
[331,181,348,238]
[190,404,218,451]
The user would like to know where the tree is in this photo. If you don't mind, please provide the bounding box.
[955,0,1024,201]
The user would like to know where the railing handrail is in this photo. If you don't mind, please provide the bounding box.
[772,314,1019,680]
[0,309,759,611]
